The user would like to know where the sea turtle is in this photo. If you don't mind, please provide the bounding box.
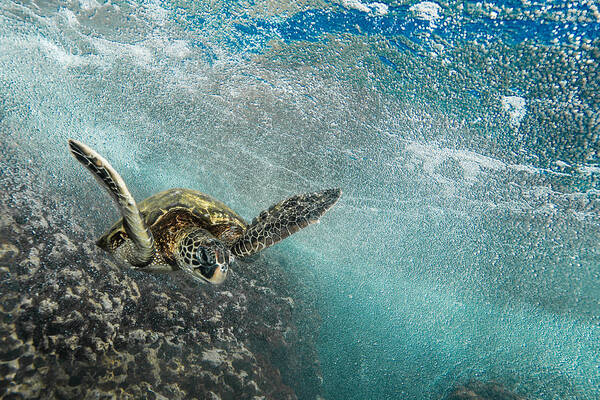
[67,139,341,284]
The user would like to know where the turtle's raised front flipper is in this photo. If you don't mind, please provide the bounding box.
[231,188,341,257]
[68,139,155,267]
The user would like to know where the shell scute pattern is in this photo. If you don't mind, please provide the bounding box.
[100,188,247,254]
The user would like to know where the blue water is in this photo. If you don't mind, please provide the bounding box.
[1,0,599,399]
[230,6,600,47]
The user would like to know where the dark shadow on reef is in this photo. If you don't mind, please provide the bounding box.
[0,167,323,400]
[445,381,528,400]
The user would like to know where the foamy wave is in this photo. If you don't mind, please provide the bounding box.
[403,140,598,221]
[0,35,100,68]
[90,38,153,67]
[145,0,169,26]
[342,0,389,16]
[580,165,600,175]
[78,0,102,12]
[162,39,192,59]
[501,95,527,127]
[405,141,505,184]
[409,1,442,24]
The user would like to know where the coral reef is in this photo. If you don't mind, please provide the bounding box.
[0,170,323,399]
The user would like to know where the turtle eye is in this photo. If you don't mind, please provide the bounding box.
[197,248,209,264]
[205,249,216,265]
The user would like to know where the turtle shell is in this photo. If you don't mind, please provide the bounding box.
[97,188,248,260]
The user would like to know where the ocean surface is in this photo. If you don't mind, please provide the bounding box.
[1,0,599,399]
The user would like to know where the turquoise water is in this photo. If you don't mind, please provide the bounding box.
[1,0,599,399]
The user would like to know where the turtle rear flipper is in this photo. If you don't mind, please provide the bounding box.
[231,188,341,257]
[68,139,155,267]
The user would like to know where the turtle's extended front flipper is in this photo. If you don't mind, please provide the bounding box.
[231,188,341,257]
[67,139,155,267]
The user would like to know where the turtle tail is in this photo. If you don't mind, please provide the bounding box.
[231,188,341,257]
[67,139,155,267]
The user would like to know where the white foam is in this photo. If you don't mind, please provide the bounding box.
[36,37,96,67]
[343,0,370,13]
[369,2,389,16]
[580,165,600,175]
[342,0,389,16]
[409,1,442,23]
[59,8,80,27]
[164,39,191,59]
[402,140,600,223]
[405,140,590,183]
[92,37,154,68]
[146,0,169,26]
[406,141,507,184]
[78,0,102,12]
[501,95,527,127]
[6,32,156,71]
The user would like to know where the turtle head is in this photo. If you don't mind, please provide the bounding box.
[177,229,234,285]
[193,240,234,284]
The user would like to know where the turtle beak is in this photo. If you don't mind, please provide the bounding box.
[202,248,231,285]
[214,249,224,265]
[207,264,227,285]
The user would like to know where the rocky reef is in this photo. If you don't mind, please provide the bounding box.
[445,381,527,400]
[0,169,323,399]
